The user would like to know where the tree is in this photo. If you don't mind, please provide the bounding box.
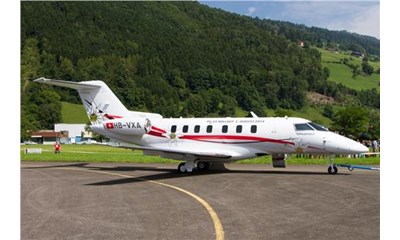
[352,65,361,79]
[367,110,380,140]
[25,83,63,130]
[20,106,40,141]
[21,38,41,93]
[181,94,207,117]
[59,57,75,80]
[323,67,330,80]
[331,106,369,139]
[322,105,334,119]
[362,61,374,75]
[219,96,237,117]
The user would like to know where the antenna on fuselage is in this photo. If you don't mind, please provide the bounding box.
[250,111,259,118]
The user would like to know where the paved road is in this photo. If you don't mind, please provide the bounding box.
[21,162,380,240]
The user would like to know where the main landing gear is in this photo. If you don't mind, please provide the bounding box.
[327,155,338,174]
[177,161,210,173]
[177,161,195,174]
[197,161,210,171]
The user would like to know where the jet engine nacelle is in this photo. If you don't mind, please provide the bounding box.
[103,118,147,136]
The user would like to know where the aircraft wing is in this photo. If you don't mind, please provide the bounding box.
[105,142,233,161]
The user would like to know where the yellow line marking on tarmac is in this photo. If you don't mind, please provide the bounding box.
[55,167,225,240]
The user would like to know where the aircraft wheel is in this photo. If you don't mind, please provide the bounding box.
[197,161,210,171]
[178,163,187,174]
[328,165,338,174]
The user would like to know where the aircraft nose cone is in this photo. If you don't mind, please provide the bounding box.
[350,142,369,154]
[332,134,370,154]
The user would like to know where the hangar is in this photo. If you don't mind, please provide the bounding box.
[54,123,92,143]
[30,124,93,144]
[30,130,68,144]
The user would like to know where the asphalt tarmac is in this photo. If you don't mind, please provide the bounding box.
[21,162,380,240]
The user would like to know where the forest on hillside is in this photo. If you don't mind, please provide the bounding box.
[20,1,380,140]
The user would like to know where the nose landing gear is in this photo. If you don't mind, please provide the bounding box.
[328,165,338,174]
[327,155,338,174]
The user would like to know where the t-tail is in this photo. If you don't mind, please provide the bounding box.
[34,77,162,123]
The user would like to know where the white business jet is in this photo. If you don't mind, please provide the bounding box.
[34,77,369,174]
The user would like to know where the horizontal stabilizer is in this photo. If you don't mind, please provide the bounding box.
[33,77,101,90]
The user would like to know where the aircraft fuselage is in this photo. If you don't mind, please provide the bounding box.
[91,116,368,162]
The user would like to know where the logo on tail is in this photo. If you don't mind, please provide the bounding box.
[84,99,122,123]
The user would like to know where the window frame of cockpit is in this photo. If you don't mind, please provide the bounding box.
[307,122,328,131]
[294,122,329,132]
[294,123,315,131]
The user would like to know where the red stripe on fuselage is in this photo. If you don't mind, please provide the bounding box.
[104,114,123,119]
[151,126,167,134]
[147,130,166,138]
[181,135,294,145]
[145,129,293,146]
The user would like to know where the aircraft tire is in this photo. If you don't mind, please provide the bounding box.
[178,163,187,174]
[197,161,210,171]
[328,165,338,174]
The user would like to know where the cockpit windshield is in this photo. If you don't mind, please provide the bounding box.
[294,123,314,131]
[308,122,328,131]
[294,122,329,131]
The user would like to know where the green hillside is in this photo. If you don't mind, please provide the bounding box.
[318,48,380,91]
[323,62,380,91]
[61,102,87,124]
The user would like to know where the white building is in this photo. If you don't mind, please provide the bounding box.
[54,124,93,143]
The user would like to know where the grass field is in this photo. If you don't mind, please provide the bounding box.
[61,102,88,124]
[21,144,178,163]
[21,144,380,166]
[318,48,380,69]
[317,48,380,91]
[323,62,380,90]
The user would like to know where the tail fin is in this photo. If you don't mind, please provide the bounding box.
[34,77,129,123]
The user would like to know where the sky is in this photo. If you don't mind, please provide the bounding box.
[199,0,380,39]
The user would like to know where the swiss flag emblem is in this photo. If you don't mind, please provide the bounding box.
[106,122,114,129]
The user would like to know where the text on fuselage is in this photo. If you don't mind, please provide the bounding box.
[108,122,142,129]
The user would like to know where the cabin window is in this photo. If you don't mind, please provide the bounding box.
[251,125,257,133]
[171,125,177,133]
[206,125,213,133]
[236,125,242,133]
[222,125,228,133]
[308,122,328,131]
[194,125,200,133]
[294,123,314,131]
[183,125,189,133]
